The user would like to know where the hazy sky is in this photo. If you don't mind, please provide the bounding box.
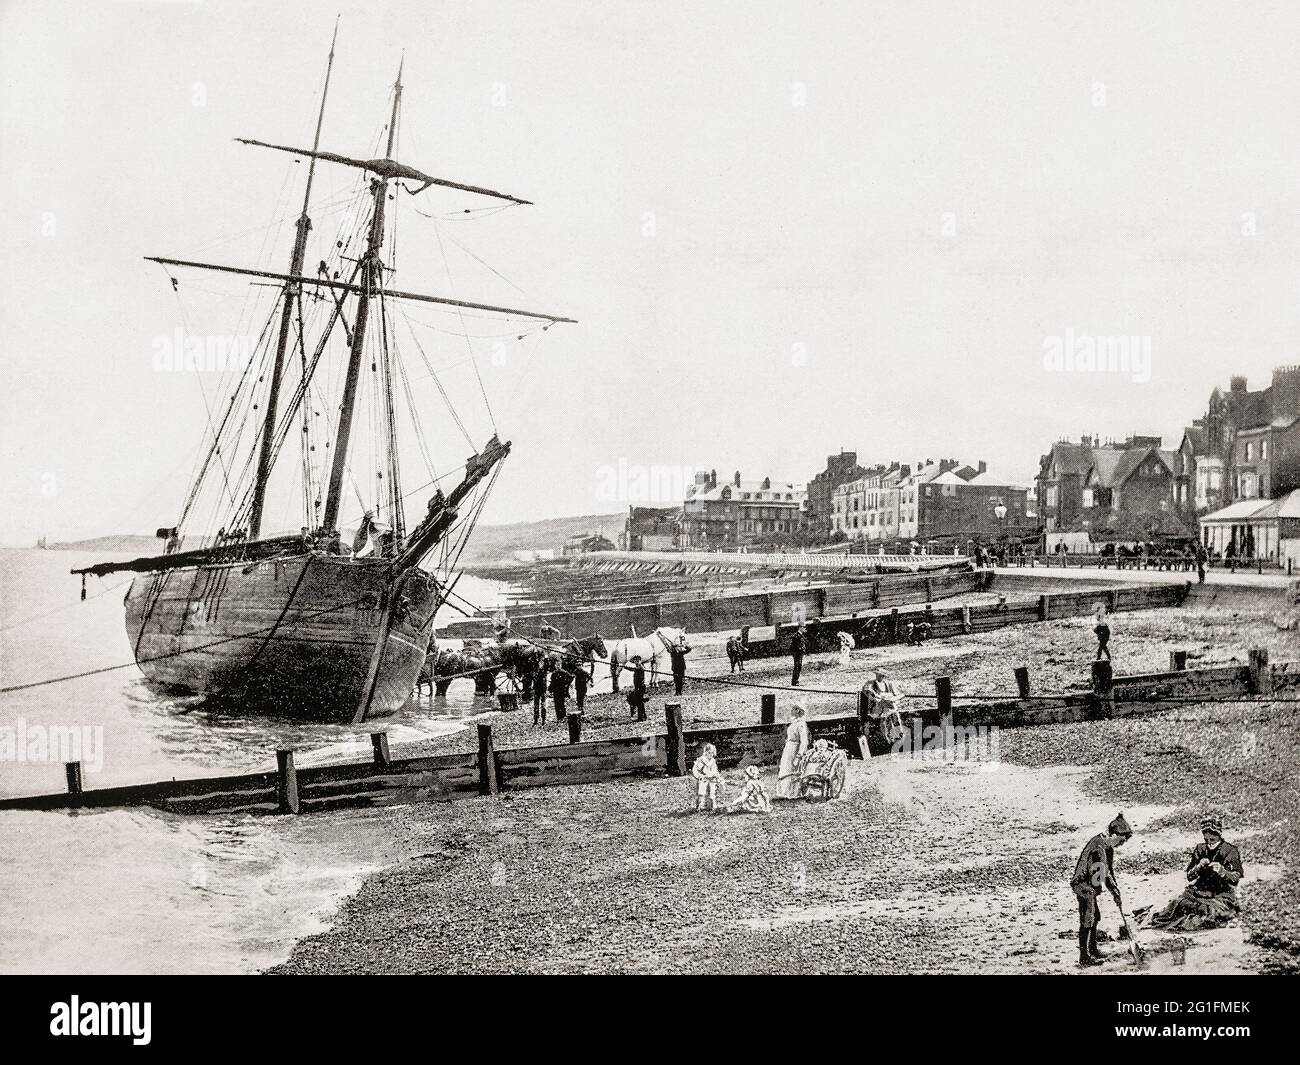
[2,0,1297,544]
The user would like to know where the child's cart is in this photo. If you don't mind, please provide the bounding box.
[798,740,847,801]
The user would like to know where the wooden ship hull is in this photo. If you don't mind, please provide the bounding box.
[72,39,570,725]
[124,556,439,722]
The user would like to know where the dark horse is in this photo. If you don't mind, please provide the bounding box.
[726,627,750,673]
[497,632,607,697]
[416,640,503,697]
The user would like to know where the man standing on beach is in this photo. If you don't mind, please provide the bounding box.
[533,656,551,725]
[549,665,572,723]
[571,655,592,713]
[790,625,807,687]
[1069,812,1133,966]
[668,639,691,696]
[628,655,648,721]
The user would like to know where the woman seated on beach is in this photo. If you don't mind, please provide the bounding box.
[725,765,773,814]
[1145,816,1244,932]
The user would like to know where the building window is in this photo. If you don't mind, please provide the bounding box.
[1245,443,1253,461]
[1261,441,1268,459]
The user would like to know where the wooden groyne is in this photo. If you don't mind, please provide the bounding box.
[440,567,991,639]
[3,651,1292,818]
[746,580,1191,657]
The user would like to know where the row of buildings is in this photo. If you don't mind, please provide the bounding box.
[613,366,1300,563]
[825,457,1034,545]
[1035,366,1300,564]
[620,456,1035,551]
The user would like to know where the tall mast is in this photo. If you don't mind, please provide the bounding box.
[321,59,403,533]
[248,19,340,541]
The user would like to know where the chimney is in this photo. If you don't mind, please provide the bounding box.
[978,460,987,475]
[733,470,741,487]
[1230,376,1247,394]
[1271,365,1300,419]
[900,464,911,477]
[1081,434,1092,448]
[710,468,717,487]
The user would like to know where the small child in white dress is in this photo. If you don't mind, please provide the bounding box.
[726,764,773,814]
[691,743,723,811]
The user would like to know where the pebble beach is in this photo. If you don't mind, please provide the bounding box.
[269,592,1300,974]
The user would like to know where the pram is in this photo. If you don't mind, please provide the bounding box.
[798,739,848,801]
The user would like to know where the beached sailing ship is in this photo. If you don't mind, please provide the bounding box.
[73,30,573,723]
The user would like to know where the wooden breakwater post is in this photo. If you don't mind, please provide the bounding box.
[65,761,82,806]
[1248,649,1272,696]
[760,693,776,725]
[935,676,952,718]
[477,724,499,796]
[371,732,391,766]
[1014,666,1030,699]
[665,703,685,776]
[1090,661,1113,718]
[1169,650,1188,672]
[567,712,583,744]
[961,604,972,634]
[276,750,300,815]
[1038,595,1050,621]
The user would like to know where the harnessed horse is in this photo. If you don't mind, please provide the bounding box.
[607,626,689,691]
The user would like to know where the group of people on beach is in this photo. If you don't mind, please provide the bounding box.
[689,701,851,813]
[1070,812,1245,967]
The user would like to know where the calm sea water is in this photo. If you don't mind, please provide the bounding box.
[0,548,515,973]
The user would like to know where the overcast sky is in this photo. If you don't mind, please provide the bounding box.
[2,0,1297,544]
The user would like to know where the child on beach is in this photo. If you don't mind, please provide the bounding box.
[691,743,723,811]
[1093,606,1111,661]
[726,765,773,814]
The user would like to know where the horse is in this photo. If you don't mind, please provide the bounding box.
[417,641,501,697]
[556,633,608,677]
[497,639,548,698]
[904,620,933,646]
[607,626,689,691]
[726,631,750,673]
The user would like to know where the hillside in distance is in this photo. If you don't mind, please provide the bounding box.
[458,513,624,564]
[49,513,625,563]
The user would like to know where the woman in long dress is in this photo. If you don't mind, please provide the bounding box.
[776,703,810,799]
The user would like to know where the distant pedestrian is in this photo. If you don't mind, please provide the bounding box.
[1196,542,1208,585]
[1093,609,1111,661]
[668,639,691,696]
[627,655,648,721]
[549,666,572,722]
[836,630,855,667]
[790,625,807,686]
